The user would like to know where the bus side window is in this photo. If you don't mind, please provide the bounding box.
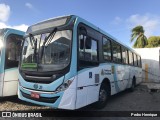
[140,56,142,67]
[112,42,122,63]
[134,54,138,66]
[5,34,22,69]
[79,34,86,60]
[122,47,129,64]
[78,34,98,67]
[122,47,126,64]
[103,37,111,61]
[137,56,142,67]
[129,51,134,65]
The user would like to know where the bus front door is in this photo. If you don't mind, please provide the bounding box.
[3,34,22,96]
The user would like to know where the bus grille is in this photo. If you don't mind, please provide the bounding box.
[20,71,62,84]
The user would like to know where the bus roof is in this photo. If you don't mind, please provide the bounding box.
[72,15,140,56]
[0,28,24,37]
[26,15,140,56]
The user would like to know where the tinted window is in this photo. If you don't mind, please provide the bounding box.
[112,42,121,63]
[79,34,98,67]
[137,56,141,67]
[79,34,86,60]
[87,39,98,61]
[103,37,111,61]
[134,54,138,66]
[122,47,128,64]
[5,34,23,69]
[129,51,134,65]
[140,56,142,67]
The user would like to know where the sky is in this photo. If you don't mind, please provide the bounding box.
[0,0,160,47]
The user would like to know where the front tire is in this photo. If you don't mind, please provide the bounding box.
[94,83,110,109]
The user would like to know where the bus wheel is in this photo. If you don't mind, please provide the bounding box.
[129,78,136,92]
[94,83,110,109]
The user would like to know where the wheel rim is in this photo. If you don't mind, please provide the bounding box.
[99,89,107,102]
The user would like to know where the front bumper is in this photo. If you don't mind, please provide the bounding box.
[18,85,63,108]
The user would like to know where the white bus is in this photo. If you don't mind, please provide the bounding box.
[0,28,24,97]
[18,15,142,109]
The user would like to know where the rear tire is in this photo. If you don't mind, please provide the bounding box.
[94,83,110,109]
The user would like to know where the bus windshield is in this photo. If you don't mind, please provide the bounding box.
[21,30,72,72]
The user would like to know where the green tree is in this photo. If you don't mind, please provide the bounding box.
[131,25,148,48]
[145,36,160,48]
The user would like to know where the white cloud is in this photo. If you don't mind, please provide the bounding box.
[0,22,28,32]
[25,3,33,9]
[0,22,7,28]
[0,4,10,22]
[0,3,28,32]
[25,2,39,15]
[126,14,160,37]
[12,24,28,31]
[112,16,123,25]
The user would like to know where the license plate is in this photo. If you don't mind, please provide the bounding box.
[31,92,40,99]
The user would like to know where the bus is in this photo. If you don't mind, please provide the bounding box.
[18,15,142,109]
[0,28,24,97]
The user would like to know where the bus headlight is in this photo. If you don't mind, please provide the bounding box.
[56,80,73,92]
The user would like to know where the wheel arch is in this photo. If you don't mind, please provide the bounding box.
[133,75,136,85]
[101,78,111,96]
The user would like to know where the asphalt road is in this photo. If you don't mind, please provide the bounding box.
[0,84,160,120]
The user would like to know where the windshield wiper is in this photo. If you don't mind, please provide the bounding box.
[29,33,38,63]
[45,27,57,46]
[40,28,57,59]
[29,33,36,48]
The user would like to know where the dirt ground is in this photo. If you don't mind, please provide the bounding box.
[0,83,160,120]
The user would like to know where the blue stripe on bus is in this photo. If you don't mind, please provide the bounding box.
[63,19,78,81]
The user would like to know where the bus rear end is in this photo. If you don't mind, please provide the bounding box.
[18,16,78,109]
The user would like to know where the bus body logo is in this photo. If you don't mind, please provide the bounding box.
[33,84,38,89]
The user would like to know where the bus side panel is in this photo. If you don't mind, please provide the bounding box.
[0,73,4,96]
[122,65,129,90]
[3,69,18,96]
[76,87,88,109]
[87,85,100,104]
[76,67,101,109]
[76,64,115,109]
[128,66,135,88]
[116,65,124,91]
[111,64,127,93]
[122,65,130,89]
